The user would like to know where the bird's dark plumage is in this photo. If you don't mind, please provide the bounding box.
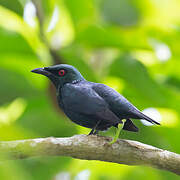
[31,64,160,134]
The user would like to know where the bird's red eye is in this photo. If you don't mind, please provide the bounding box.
[58,69,66,76]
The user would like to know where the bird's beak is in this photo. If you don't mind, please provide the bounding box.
[31,67,51,76]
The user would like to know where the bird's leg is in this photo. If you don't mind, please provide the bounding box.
[109,120,125,144]
[93,130,99,135]
[88,120,101,135]
[88,129,95,135]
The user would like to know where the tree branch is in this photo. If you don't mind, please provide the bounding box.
[0,135,180,175]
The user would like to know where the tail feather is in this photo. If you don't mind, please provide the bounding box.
[138,111,160,125]
[123,119,139,132]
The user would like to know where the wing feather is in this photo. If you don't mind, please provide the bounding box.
[61,83,120,125]
[93,83,160,125]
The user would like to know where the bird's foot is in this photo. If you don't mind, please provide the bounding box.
[93,130,99,135]
[88,120,101,135]
[109,121,124,144]
[88,129,99,136]
[88,129,94,135]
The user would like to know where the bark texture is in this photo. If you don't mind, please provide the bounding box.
[0,135,179,175]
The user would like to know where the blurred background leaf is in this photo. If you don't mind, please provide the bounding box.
[0,0,23,16]
[0,0,180,179]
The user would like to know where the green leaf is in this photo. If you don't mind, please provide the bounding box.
[76,25,151,50]
[0,27,35,55]
[0,0,23,16]
[0,68,38,104]
[63,0,97,28]
[109,54,168,106]
[100,0,139,26]
[18,157,72,180]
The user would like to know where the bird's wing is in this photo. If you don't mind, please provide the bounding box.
[61,83,121,125]
[92,83,160,125]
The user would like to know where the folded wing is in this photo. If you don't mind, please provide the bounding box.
[92,83,160,125]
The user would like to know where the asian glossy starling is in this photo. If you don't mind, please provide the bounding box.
[31,64,160,143]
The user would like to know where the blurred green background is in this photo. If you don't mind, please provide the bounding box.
[0,0,180,179]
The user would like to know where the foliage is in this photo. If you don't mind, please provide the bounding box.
[0,0,180,179]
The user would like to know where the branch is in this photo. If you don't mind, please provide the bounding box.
[0,135,180,175]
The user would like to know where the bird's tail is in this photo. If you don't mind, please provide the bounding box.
[123,119,139,132]
[138,111,160,125]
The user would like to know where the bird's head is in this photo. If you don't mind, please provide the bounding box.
[31,64,85,88]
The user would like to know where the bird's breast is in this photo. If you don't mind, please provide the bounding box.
[57,84,85,111]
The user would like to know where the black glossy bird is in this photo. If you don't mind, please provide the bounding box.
[31,64,160,143]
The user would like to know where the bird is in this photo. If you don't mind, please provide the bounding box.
[31,64,160,143]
